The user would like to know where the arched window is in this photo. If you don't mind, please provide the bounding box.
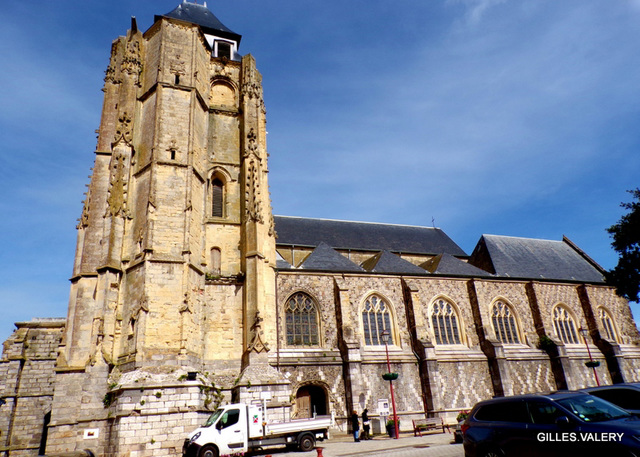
[210,80,236,107]
[491,300,521,344]
[285,292,319,346]
[362,294,394,345]
[598,307,618,342]
[210,247,221,275]
[211,178,224,217]
[553,305,580,344]
[431,298,461,345]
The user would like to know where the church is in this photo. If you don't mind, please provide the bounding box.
[1,3,639,456]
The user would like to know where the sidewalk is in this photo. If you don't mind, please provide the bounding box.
[250,430,464,457]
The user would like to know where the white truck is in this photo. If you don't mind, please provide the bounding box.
[182,403,332,457]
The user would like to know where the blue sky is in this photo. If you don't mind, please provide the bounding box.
[1,0,639,343]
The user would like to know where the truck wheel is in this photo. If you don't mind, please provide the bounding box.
[298,434,315,452]
[200,444,219,457]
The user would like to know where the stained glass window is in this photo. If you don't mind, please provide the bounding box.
[431,299,461,345]
[285,292,319,346]
[492,301,521,344]
[553,306,579,344]
[598,307,618,342]
[362,295,393,345]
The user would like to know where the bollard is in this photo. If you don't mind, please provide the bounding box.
[316,447,324,457]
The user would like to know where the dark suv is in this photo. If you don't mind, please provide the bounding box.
[462,391,640,457]
[582,383,640,416]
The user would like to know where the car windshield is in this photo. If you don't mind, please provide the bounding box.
[203,409,224,427]
[558,395,631,422]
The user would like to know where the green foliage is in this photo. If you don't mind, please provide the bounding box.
[155,392,162,398]
[456,410,470,422]
[386,418,400,428]
[140,399,145,405]
[537,335,556,351]
[606,188,640,302]
[201,384,224,410]
[103,392,114,408]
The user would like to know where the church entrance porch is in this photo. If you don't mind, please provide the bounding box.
[295,385,327,418]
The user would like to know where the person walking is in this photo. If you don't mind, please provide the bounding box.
[362,408,371,440]
[350,410,360,442]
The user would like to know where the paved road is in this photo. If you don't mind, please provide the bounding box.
[249,431,464,457]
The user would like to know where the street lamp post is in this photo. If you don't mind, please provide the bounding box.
[578,327,600,386]
[381,329,399,439]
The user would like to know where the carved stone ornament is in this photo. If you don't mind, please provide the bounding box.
[247,311,269,353]
[167,139,178,159]
[106,153,131,218]
[104,42,121,85]
[113,112,133,146]
[268,212,276,238]
[132,299,149,318]
[77,189,91,229]
[213,62,232,78]
[243,128,259,159]
[170,55,186,76]
[241,78,262,101]
[121,39,142,86]
[135,226,145,254]
[245,157,263,223]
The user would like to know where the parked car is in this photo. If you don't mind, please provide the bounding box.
[462,391,640,457]
[582,383,640,416]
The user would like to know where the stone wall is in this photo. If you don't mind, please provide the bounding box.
[0,319,64,456]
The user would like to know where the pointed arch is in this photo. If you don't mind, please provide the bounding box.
[429,296,464,345]
[597,306,618,342]
[284,291,321,347]
[552,304,580,344]
[490,299,522,344]
[361,293,396,346]
[208,168,230,218]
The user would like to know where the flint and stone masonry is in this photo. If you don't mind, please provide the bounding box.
[1,3,640,457]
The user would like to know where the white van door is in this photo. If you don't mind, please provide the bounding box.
[214,407,247,454]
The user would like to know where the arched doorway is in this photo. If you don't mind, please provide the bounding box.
[296,385,327,418]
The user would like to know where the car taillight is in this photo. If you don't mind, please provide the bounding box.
[461,422,470,435]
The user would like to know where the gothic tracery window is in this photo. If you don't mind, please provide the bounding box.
[491,300,521,344]
[362,294,394,345]
[431,298,462,345]
[598,307,618,342]
[285,292,319,346]
[553,305,580,344]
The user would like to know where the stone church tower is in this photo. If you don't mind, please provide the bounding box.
[45,3,281,455]
[3,2,640,457]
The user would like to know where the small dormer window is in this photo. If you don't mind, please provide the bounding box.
[216,41,232,60]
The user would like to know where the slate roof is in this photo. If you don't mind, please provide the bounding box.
[468,235,605,283]
[156,2,242,44]
[421,253,493,278]
[298,242,363,272]
[361,251,428,275]
[274,216,466,256]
